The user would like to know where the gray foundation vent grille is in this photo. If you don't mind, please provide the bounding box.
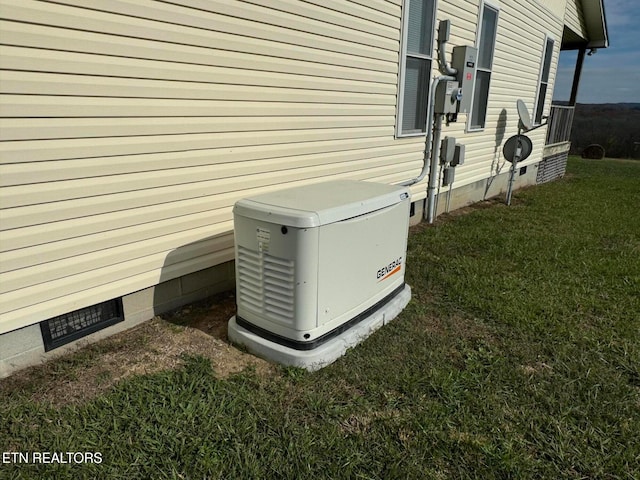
[40,298,124,351]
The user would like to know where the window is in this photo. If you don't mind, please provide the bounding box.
[397,0,437,136]
[469,2,499,131]
[534,36,555,124]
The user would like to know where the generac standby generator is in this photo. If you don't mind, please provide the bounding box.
[227,180,412,370]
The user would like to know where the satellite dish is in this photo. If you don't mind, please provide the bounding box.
[516,99,533,132]
[503,134,533,163]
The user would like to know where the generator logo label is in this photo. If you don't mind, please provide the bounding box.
[256,227,270,253]
[377,257,402,282]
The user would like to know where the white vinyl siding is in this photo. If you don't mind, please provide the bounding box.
[532,0,566,19]
[564,0,588,39]
[534,36,555,125]
[397,0,438,136]
[468,1,499,131]
[435,0,563,189]
[0,0,574,335]
[0,0,429,334]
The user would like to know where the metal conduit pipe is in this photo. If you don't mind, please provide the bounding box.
[398,75,455,225]
[401,21,459,222]
[426,112,445,223]
[399,74,455,189]
[437,20,458,77]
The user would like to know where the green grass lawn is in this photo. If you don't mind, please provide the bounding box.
[2,157,639,479]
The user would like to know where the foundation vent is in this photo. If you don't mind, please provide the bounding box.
[40,298,124,351]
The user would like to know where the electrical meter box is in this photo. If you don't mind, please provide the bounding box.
[231,180,411,351]
[452,45,478,114]
[435,80,461,115]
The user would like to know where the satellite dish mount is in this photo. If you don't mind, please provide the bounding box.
[504,100,534,206]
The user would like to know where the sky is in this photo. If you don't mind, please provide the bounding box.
[552,0,640,104]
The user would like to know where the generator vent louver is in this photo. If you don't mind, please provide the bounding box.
[237,245,295,325]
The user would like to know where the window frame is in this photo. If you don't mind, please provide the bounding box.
[466,0,500,133]
[396,0,439,138]
[533,34,555,126]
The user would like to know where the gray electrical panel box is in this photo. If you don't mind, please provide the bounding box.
[452,45,478,114]
[434,80,461,115]
[442,167,456,186]
[440,137,456,164]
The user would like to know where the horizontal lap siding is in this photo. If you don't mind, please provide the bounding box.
[0,0,423,333]
[0,0,567,333]
[533,0,566,20]
[437,0,563,188]
[564,0,587,38]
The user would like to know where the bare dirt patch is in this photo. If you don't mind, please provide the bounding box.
[0,291,274,406]
[408,198,505,235]
[519,362,553,377]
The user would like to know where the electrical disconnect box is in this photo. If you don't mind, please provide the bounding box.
[452,45,478,114]
[442,167,455,186]
[440,137,456,164]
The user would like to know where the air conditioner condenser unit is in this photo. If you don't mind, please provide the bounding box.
[228,180,412,370]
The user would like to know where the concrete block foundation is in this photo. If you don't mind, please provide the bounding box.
[0,261,235,378]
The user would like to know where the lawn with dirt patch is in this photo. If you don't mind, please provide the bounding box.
[1,157,638,479]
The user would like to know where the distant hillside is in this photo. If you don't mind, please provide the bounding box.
[569,103,640,158]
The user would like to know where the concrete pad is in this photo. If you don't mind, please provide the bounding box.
[228,284,411,371]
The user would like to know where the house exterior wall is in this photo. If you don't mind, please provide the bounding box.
[534,0,567,19]
[433,0,563,189]
[0,0,586,373]
[565,0,588,38]
[1,0,424,337]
